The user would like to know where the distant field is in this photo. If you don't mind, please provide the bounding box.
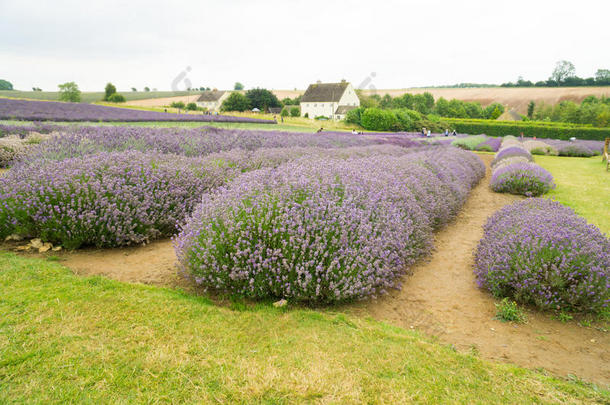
[126,87,610,115]
[361,87,610,115]
[0,90,199,104]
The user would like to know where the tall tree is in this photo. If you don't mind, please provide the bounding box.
[58,82,81,102]
[104,82,117,101]
[245,88,280,111]
[0,79,13,90]
[234,82,244,90]
[550,61,576,84]
[220,92,251,112]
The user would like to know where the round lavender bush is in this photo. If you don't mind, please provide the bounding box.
[491,146,533,168]
[558,144,597,157]
[175,149,484,302]
[490,162,555,196]
[475,199,609,313]
[0,151,234,248]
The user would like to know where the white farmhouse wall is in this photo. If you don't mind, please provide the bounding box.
[300,102,337,118]
[337,84,360,107]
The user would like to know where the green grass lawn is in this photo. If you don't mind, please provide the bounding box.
[1,253,607,403]
[534,155,610,234]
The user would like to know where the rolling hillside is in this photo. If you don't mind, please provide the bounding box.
[122,87,610,114]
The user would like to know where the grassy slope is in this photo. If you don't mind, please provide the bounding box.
[1,253,607,404]
[535,155,610,234]
[0,91,197,103]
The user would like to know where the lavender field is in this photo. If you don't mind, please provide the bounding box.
[0,98,275,123]
[0,123,485,303]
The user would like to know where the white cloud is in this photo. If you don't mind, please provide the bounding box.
[1,0,608,91]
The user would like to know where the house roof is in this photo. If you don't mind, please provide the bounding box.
[197,91,226,102]
[335,105,357,115]
[301,82,349,102]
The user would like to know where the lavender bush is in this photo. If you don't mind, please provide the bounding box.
[491,146,533,168]
[490,162,555,197]
[0,151,235,248]
[0,144,415,248]
[175,148,484,303]
[0,98,274,123]
[558,144,597,157]
[475,137,502,152]
[474,199,609,313]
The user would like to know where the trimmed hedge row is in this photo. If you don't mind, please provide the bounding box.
[445,118,610,141]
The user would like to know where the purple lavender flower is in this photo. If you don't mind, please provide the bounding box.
[175,148,485,303]
[474,198,609,313]
[491,162,555,196]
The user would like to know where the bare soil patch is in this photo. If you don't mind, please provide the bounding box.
[3,154,608,385]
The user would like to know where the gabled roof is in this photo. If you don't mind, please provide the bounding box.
[197,91,226,102]
[301,82,349,102]
[335,105,357,115]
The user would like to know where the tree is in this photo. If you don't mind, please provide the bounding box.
[58,82,81,102]
[170,101,186,109]
[186,102,198,111]
[527,101,535,119]
[245,88,280,111]
[104,83,117,101]
[280,108,289,117]
[0,79,13,90]
[144,87,150,92]
[234,82,244,90]
[550,60,576,84]
[290,106,300,117]
[131,87,137,92]
[220,92,250,112]
[595,69,610,85]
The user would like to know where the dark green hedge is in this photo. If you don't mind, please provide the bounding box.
[445,118,610,141]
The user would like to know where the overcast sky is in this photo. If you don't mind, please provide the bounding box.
[1,0,609,92]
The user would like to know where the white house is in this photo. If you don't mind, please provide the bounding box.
[300,80,360,120]
[195,90,230,112]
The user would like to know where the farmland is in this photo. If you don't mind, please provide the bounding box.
[0,119,608,402]
[124,87,610,116]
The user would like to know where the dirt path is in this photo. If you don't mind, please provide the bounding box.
[4,155,608,385]
[348,154,609,385]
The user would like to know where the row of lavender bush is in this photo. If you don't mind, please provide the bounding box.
[490,142,555,197]
[0,98,275,123]
[0,144,413,249]
[14,125,413,166]
[475,199,609,313]
[174,148,485,303]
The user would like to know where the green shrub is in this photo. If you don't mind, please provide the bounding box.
[107,93,126,103]
[186,102,198,111]
[280,108,289,117]
[445,118,610,141]
[345,107,365,125]
[290,107,300,117]
[360,108,398,131]
[530,147,547,155]
[170,101,186,109]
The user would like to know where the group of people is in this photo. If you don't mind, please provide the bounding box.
[421,128,457,137]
